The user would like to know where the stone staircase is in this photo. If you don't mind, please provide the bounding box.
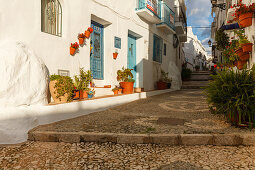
[181,71,211,89]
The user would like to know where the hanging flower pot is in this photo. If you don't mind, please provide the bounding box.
[237,60,247,70]
[242,43,253,53]
[239,12,253,28]
[70,47,76,55]
[235,48,243,57]
[85,30,91,38]
[113,52,118,59]
[240,52,250,61]
[87,27,94,33]
[79,38,84,45]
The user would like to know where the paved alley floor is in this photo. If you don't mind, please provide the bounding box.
[1,142,255,169]
[31,89,254,134]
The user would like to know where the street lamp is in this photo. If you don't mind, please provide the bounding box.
[211,0,226,10]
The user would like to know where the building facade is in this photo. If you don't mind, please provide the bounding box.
[183,27,208,71]
[210,0,255,67]
[0,0,187,93]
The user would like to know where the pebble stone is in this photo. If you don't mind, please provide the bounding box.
[0,142,255,169]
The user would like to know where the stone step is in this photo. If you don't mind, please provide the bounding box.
[181,81,209,89]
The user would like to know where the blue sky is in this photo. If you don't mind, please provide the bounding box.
[185,0,213,54]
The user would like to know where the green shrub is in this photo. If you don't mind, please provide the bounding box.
[204,67,255,128]
[50,75,74,102]
[181,68,192,80]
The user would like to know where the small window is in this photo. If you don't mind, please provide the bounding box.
[164,43,166,56]
[153,34,163,63]
[41,0,62,37]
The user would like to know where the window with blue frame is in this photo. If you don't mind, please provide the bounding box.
[153,34,163,63]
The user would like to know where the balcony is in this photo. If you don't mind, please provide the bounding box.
[136,0,161,24]
[156,2,175,34]
[175,16,186,35]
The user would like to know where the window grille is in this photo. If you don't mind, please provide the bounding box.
[153,34,163,63]
[41,0,62,37]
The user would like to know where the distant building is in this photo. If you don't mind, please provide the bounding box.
[183,27,208,71]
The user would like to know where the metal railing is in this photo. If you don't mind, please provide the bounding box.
[159,2,175,30]
[137,0,161,18]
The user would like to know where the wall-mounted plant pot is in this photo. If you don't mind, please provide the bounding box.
[85,31,91,38]
[240,52,250,61]
[70,47,76,55]
[235,48,243,57]
[113,52,118,60]
[237,60,247,70]
[120,82,134,94]
[79,38,84,45]
[239,12,253,28]
[242,43,253,53]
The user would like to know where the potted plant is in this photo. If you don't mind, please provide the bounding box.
[156,70,171,90]
[230,2,255,28]
[195,65,200,71]
[78,33,85,45]
[117,67,135,94]
[49,75,74,104]
[222,40,239,67]
[113,50,118,60]
[70,42,79,55]
[234,29,253,53]
[85,27,94,39]
[73,75,81,100]
[112,87,119,95]
[74,68,92,99]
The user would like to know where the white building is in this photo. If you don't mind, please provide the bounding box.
[183,27,208,71]
[210,0,255,67]
[0,0,187,93]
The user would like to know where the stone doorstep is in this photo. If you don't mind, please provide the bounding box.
[28,131,255,146]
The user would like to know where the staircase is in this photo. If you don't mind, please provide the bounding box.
[181,71,211,89]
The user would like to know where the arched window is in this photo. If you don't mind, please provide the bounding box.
[41,0,62,37]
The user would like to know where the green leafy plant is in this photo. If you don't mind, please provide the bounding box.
[160,70,172,83]
[74,68,92,91]
[117,67,135,82]
[50,75,74,102]
[195,65,200,70]
[204,66,255,128]
[222,40,239,66]
[234,29,252,46]
[215,29,230,51]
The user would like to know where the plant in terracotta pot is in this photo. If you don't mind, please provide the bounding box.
[230,1,255,28]
[78,33,86,45]
[70,42,79,55]
[157,70,171,90]
[73,75,81,100]
[49,75,74,103]
[74,68,93,99]
[117,67,135,94]
[234,29,253,53]
[85,27,94,39]
[112,87,119,95]
[222,40,239,67]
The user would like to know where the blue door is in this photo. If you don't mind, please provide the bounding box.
[128,34,137,87]
[91,21,104,79]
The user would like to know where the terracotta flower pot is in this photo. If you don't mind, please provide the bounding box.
[70,47,76,55]
[118,88,122,94]
[49,80,68,104]
[237,60,247,70]
[239,12,253,28]
[239,52,250,61]
[85,31,91,38]
[235,48,243,57]
[157,81,167,90]
[79,38,84,45]
[120,82,134,94]
[113,52,118,60]
[113,90,118,95]
[242,43,253,53]
[73,89,80,100]
[79,90,88,99]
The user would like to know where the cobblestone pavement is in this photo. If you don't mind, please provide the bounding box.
[1,142,255,169]
[32,89,255,135]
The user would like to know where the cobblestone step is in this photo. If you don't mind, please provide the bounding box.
[27,131,255,146]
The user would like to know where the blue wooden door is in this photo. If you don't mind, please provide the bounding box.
[128,34,137,87]
[91,21,104,79]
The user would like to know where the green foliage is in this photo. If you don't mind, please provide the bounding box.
[74,68,92,91]
[195,65,200,70]
[204,67,255,128]
[215,29,230,51]
[117,67,134,82]
[234,29,251,45]
[161,70,172,83]
[50,74,74,102]
[222,40,239,66]
[181,68,192,80]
